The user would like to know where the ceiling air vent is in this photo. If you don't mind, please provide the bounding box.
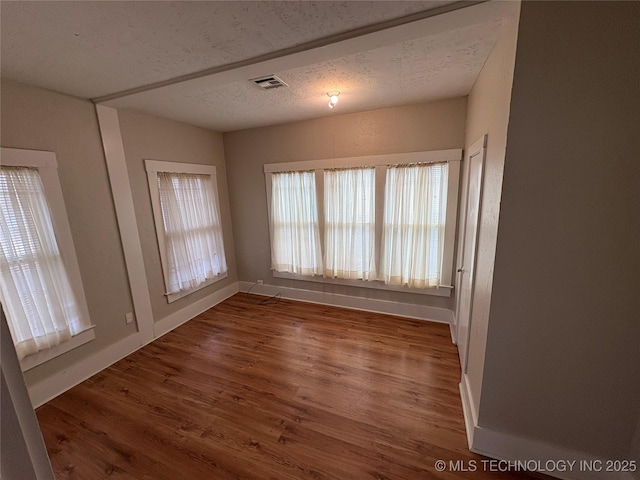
[251,75,288,90]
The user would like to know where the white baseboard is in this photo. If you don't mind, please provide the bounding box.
[28,333,142,408]
[451,310,459,344]
[460,374,627,480]
[28,282,240,408]
[459,373,478,448]
[154,282,239,339]
[449,322,457,344]
[238,281,453,324]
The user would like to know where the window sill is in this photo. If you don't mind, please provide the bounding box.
[166,271,228,303]
[20,326,96,372]
[273,271,452,297]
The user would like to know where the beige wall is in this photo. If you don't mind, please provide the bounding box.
[223,98,467,310]
[480,1,640,459]
[117,109,237,321]
[461,3,521,418]
[0,79,136,386]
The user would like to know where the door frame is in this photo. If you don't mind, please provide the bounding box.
[455,134,487,373]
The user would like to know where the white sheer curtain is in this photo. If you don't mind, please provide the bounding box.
[380,163,449,288]
[270,171,322,275]
[324,167,376,280]
[157,172,227,294]
[0,167,82,360]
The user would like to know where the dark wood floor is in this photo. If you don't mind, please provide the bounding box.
[37,294,544,479]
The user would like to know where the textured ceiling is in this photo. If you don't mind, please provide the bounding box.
[0,1,514,132]
[1,0,453,99]
[178,21,502,131]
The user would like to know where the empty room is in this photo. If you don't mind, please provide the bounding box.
[1,1,638,479]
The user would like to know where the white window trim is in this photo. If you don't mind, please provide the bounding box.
[0,147,95,371]
[264,149,461,297]
[145,160,228,303]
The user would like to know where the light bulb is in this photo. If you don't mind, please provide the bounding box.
[326,91,340,109]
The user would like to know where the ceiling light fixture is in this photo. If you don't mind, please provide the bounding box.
[327,91,340,109]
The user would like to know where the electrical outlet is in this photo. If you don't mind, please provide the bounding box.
[125,312,134,325]
[257,279,263,284]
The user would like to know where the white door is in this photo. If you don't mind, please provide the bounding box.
[456,135,487,373]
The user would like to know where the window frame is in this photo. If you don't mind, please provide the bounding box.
[264,149,461,297]
[145,160,228,303]
[0,147,95,371]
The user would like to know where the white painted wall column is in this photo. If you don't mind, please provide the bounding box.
[1,311,55,480]
[96,105,155,344]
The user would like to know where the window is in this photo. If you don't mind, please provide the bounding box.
[324,167,376,280]
[380,163,448,288]
[270,171,322,276]
[264,150,461,296]
[146,161,227,303]
[0,148,93,369]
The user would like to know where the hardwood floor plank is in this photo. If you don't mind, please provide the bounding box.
[36,294,547,479]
